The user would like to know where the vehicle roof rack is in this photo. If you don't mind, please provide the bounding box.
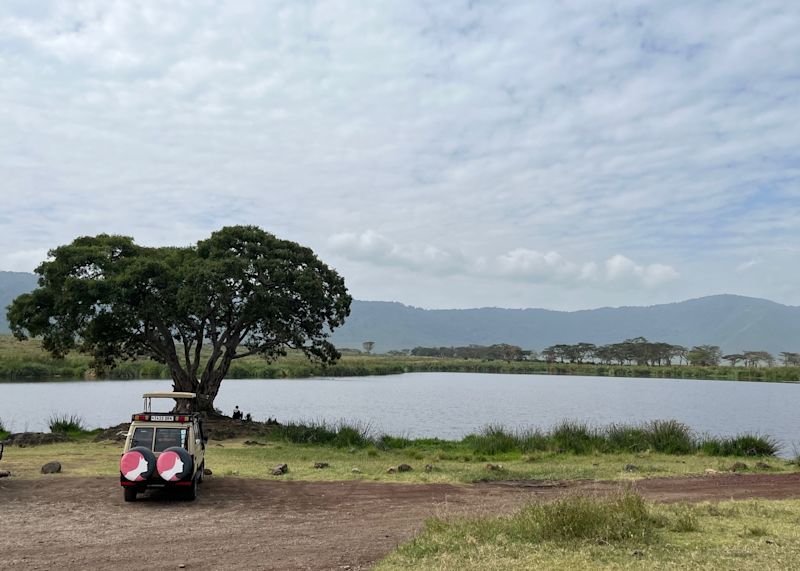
[142,392,197,413]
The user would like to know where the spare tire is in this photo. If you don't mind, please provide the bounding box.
[157,447,193,482]
[120,447,156,482]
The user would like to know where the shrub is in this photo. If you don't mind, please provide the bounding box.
[464,425,519,455]
[272,420,372,448]
[520,492,657,542]
[698,434,779,457]
[606,424,651,452]
[646,420,694,454]
[550,421,603,454]
[48,413,86,434]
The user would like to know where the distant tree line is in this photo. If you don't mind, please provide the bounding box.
[410,344,529,362]
[405,338,799,367]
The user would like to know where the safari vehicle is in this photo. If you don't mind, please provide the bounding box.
[119,392,206,502]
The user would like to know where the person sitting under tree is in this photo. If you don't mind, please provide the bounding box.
[232,406,242,420]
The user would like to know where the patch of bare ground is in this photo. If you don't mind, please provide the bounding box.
[1,473,799,570]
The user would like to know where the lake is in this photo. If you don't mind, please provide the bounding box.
[1,373,798,455]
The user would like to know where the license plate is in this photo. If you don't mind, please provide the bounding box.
[150,415,174,422]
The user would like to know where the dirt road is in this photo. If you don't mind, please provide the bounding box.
[2,473,799,571]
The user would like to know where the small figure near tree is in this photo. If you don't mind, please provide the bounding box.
[362,341,375,354]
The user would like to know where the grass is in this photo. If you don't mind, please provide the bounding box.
[270,420,373,448]
[2,334,800,382]
[458,421,778,457]
[1,435,795,483]
[47,413,86,435]
[376,497,800,570]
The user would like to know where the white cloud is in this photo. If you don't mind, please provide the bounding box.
[605,255,680,288]
[331,231,678,289]
[736,259,760,272]
[0,1,797,308]
[328,230,466,275]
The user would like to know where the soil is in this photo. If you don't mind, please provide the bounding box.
[1,473,799,571]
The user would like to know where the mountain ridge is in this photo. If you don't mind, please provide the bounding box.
[1,271,797,354]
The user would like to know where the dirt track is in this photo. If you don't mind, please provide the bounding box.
[2,473,800,570]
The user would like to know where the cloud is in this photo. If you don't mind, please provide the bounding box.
[605,255,680,288]
[328,230,467,274]
[736,259,760,272]
[0,1,797,308]
[330,231,678,288]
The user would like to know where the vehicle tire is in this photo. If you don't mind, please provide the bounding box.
[183,476,198,501]
[123,487,137,502]
[156,447,193,482]
[120,446,157,482]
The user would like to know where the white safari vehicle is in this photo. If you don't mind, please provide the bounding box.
[119,392,206,502]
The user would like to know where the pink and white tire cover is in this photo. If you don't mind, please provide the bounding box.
[157,448,192,481]
[120,450,150,482]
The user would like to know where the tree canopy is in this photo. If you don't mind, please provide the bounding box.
[7,226,351,411]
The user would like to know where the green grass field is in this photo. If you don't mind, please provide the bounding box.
[2,436,795,483]
[377,494,800,570]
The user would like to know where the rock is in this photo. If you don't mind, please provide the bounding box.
[0,470,11,478]
[203,468,213,476]
[314,462,330,469]
[704,468,719,475]
[397,463,413,473]
[92,423,131,443]
[755,462,771,470]
[41,461,62,474]
[485,463,504,471]
[424,464,435,472]
[729,462,748,472]
[271,463,289,475]
[386,467,397,474]
[624,464,638,472]
[351,468,362,474]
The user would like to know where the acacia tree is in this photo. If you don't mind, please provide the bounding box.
[7,226,351,412]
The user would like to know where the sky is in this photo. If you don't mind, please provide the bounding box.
[0,1,798,310]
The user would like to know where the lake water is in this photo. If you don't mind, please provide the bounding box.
[1,373,798,455]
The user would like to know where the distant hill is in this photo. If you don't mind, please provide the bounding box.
[0,271,38,334]
[331,296,800,355]
[1,271,797,354]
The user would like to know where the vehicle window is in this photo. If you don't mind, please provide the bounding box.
[131,427,154,450]
[154,428,188,452]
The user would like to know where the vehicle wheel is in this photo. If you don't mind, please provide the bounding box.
[184,476,198,501]
[123,487,137,502]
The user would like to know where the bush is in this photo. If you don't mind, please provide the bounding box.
[645,420,694,454]
[48,413,86,434]
[464,425,520,455]
[516,492,657,543]
[550,421,604,454]
[698,434,779,457]
[272,420,372,448]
